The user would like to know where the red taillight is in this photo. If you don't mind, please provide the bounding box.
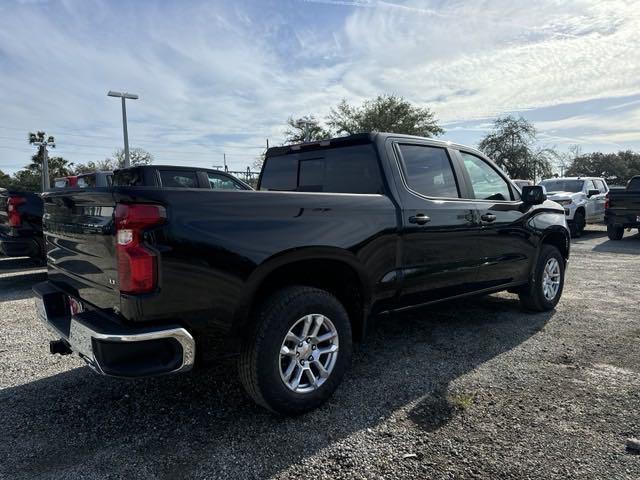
[7,196,26,227]
[605,193,610,210]
[115,203,166,294]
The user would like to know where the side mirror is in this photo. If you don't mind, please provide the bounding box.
[522,185,546,205]
[587,189,600,197]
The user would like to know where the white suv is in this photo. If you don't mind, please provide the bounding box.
[538,177,609,237]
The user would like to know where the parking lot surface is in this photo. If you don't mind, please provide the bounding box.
[1,226,639,479]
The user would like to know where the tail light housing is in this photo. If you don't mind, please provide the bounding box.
[115,203,166,294]
[7,196,26,227]
[605,193,610,210]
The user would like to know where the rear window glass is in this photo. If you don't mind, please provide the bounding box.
[159,170,198,188]
[260,144,383,194]
[539,180,584,193]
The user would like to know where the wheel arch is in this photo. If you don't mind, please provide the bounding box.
[233,247,373,341]
[540,228,570,261]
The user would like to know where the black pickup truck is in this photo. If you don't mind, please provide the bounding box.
[34,133,570,414]
[0,188,45,261]
[604,175,640,240]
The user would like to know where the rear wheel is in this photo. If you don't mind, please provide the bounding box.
[607,224,624,241]
[519,245,565,312]
[238,286,352,415]
[570,210,585,238]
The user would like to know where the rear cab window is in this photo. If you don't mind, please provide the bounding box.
[260,144,383,194]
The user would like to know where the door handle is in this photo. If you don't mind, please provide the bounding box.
[409,214,431,225]
[481,213,496,223]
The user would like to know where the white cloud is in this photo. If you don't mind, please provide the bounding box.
[0,0,638,174]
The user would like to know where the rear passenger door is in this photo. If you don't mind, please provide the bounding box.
[454,150,534,288]
[390,142,486,307]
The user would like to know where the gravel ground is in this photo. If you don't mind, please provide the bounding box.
[1,226,639,479]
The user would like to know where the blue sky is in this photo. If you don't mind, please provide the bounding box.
[0,0,638,174]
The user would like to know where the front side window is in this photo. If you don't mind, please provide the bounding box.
[594,179,607,192]
[397,144,459,198]
[461,152,512,201]
[207,173,243,190]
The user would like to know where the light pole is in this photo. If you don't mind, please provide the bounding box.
[28,131,55,192]
[107,90,138,167]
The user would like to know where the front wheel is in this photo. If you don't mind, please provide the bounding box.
[519,245,565,312]
[570,210,585,238]
[607,224,624,241]
[238,286,352,415]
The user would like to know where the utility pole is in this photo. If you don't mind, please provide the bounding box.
[107,90,139,167]
[223,153,227,172]
[28,131,55,192]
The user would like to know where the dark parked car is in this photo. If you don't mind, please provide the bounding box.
[34,133,570,414]
[604,175,640,240]
[55,171,113,189]
[112,165,252,190]
[0,188,45,261]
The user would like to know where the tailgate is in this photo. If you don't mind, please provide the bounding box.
[0,191,8,233]
[43,189,119,309]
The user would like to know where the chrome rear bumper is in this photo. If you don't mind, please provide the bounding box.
[33,281,195,377]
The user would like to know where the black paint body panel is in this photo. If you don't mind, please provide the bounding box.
[39,133,570,359]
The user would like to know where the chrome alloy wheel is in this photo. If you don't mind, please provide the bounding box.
[279,314,339,394]
[542,257,561,301]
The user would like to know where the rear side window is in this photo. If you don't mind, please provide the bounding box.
[159,170,198,188]
[260,144,383,194]
[397,144,459,198]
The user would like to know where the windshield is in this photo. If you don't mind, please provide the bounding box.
[539,180,584,193]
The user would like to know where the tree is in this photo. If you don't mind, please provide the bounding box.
[11,153,75,192]
[110,147,154,168]
[283,116,332,144]
[478,116,553,182]
[74,147,154,174]
[327,95,444,137]
[0,169,12,189]
[13,131,74,191]
[565,151,640,186]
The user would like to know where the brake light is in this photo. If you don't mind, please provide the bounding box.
[605,193,610,210]
[7,196,26,227]
[115,203,166,294]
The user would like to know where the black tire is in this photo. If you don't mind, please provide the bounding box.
[570,210,585,238]
[238,286,352,415]
[519,244,565,312]
[607,224,624,241]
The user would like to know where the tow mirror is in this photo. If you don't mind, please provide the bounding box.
[522,185,546,205]
[587,189,600,197]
